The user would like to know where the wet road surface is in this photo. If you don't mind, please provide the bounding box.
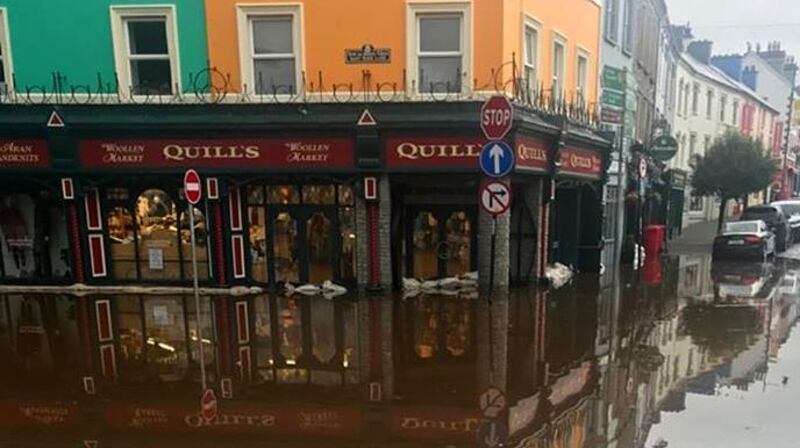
[1,254,799,447]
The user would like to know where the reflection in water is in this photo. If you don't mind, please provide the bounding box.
[2,255,800,447]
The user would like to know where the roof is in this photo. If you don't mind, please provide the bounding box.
[680,53,781,114]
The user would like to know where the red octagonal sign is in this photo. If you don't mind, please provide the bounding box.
[201,388,218,420]
[480,95,514,140]
[184,169,202,205]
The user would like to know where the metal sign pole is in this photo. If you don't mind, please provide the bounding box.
[489,215,497,303]
[189,205,207,391]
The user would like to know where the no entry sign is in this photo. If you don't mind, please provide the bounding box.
[183,169,202,205]
[480,180,512,216]
[480,95,513,140]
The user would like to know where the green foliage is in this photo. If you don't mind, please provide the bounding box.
[691,131,776,200]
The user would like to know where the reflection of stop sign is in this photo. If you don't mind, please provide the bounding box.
[480,95,513,140]
[201,388,217,420]
[184,169,202,205]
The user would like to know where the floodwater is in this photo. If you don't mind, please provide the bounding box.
[1,254,799,447]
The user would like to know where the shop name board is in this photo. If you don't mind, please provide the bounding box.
[559,147,603,179]
[385,137,487,169]
[79,138,354,169]
[389,407,480,440]
[515,136,549,173]
[0,140,51,169]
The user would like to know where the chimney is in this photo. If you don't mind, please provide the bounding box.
[742,65,759,90]
[785,57,799,83]
[688,40,713,64]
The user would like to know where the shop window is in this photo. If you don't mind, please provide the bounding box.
[268,185,300,204]
[110,6,179,96]
[413,212,439,280]
[273,212,300,284]
[306,212,333,284]
[180,208,209,280]
[302,185,336,205]
[108,207,137,280]
[689,196,704,212]
[143,297,188,381]
[445,212,471,277]
[340,207,357,281]
[136,190,180,280]
[238,5,302,95]
[0,8,11,95]
[248,205,268,283]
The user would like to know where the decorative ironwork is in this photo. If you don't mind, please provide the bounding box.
[0,59,601,129]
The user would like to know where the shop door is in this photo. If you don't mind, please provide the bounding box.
[405,207,477,280]
[271,206,339,285]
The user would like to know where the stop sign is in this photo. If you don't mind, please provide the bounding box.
[480,95,513,140]
[183,169,202,205]
[201,388,218,420]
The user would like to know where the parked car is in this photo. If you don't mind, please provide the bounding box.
[771,200,800,242]
[713,220,776,261]
[739,205,791,251]
[711,260,778,300]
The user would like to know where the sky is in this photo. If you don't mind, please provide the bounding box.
[667,0,800,66]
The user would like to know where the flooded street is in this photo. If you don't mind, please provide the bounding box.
[1,254,799,447]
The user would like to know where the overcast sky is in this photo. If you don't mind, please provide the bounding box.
[667,0,800,67]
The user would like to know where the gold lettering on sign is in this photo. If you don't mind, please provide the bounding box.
[18,405,70,425]
[101,143,145,164]
[184,412,276,428]
[517,143,547,163]
[162,145,261,161]
[399,416,480,433]
[285,142,330,163]
[395,142,481,160]
[0,142,39,164]
[128,407,169,427]
[299,411,343,430]
[570,154,593,169]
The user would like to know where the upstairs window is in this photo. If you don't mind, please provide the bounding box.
[552,36,566,99]
[576,52,589,105]
[720,95,727,122]
[691,83,699,116]
[622,0,634,54]
[733,100,739,125]
[706,89,714,119]
[523,21,539,92]
[111,7,179,96]
[418,15,462,93]
[238,5,302,96]
[408,3,471,95]
[0,8,11,95]
[604,0,619,43]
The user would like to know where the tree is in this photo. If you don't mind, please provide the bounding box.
[691,131,776,233]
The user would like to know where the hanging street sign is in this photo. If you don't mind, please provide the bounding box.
[183,169,203,205]
[601,66,624,92]
[479,141,515,178]
[201,388,218,420]
[650,135,679,162]
[479,387,507,419]
[480,95,514,140]
[480,180,512,216]
[601,90,625,109]
[600,107,624,125]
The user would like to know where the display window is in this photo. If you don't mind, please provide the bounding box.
[106,187,211,282]
[0,193,71,280]
[246,182,356,286]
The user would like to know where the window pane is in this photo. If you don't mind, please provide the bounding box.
[525,29,536,66]
[130,59,172,95]
[302,185,336,205]
[180,208,209,281]
[136,190,180,280]
[254,59,296,94]
[340,207,356,281]
[420,16,461,52]
[419,56,461,92]
[108,207,137,280]
[273,212,299,284]
[127,20,168,55]
[268,185,300,204]
[306,212,333,284]
[252,17,293,54]
[248,206,268,283]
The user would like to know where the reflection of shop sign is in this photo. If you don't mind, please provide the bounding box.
[106,403,362,436]
[515,136,549,173]
[389,408,480,440]
[0,140,50,169]
[79,139,355,169]
[385,137,487,169]
[559,148,603,179]
[0,402,77,428]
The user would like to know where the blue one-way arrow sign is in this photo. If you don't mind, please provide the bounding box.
[479,141,515,178]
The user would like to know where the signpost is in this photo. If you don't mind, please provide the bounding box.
[184,169,210,414]
[480,95,513,140]
[650,135,679,162]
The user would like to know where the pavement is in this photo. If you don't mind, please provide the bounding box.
[667,219,721,254]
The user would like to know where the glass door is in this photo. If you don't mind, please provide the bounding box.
[270,206,339,285]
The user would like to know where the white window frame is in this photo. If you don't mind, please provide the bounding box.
[406,1,472,96]
[236,4,304,97]
[0,8,13,95]
[110,6,180,97]
[551,32,567,99]
[575,48,590,105]
[522,15,541,93]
